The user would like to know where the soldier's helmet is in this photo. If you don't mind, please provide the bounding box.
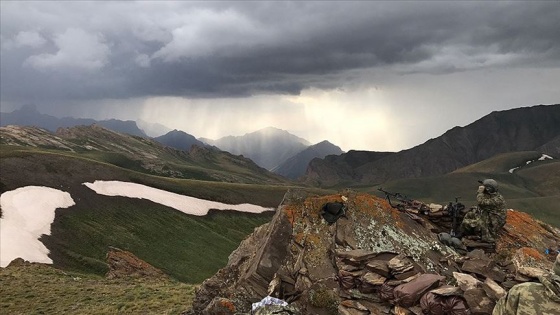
[481,179,498,193]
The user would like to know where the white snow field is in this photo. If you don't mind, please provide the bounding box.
[83,180,274,215]
[1,181,273,267]
[0,186,75,267]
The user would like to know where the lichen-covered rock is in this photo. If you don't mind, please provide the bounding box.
[187,190,560,315]
[202,297,236,315]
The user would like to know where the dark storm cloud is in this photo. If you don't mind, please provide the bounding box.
[1,1,559,103]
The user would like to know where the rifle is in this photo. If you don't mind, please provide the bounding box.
[447,197,465,237]
[377,188,412,212]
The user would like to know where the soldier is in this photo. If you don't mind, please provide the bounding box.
[477,179,507,243]
[458,206,482,238]
[493,254,560,315]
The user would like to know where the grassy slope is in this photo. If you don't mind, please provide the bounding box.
[359,152,560,227]
[45,198,273,283]
[0,263,195,314]
[0,145,332,283]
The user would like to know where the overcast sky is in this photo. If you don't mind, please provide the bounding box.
[1,1,559,151]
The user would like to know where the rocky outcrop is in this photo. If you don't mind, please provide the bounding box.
[187,190,560,314]
[5,257,33,268]
[105,247,168,280]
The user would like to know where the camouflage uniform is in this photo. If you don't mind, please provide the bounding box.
[459,208,482,237]
[477,190,506,242]
[493,254,560,315]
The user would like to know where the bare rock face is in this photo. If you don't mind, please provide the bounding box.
[105,247,168,280]
[187,191,560,314]
[6,257,32,268]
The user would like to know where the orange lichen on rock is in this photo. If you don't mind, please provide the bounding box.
[283,204,298,226]
[390,206,407,229]
[520,247,545,261]
[354,194,390,220]
[220,299,236,312]
[353,193,407,229]
[496,209,560,263]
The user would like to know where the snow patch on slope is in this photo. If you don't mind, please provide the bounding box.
[1,181,273,267]
[0,186,75,267]
[509,154,553,173]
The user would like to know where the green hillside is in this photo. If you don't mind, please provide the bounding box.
[0,145,331,283]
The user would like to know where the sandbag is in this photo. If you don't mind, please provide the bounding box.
[337,270,357,290]
[420,291,470,315]
[379,283,396,302]
[393,274,445,308]
[357,279,378,294]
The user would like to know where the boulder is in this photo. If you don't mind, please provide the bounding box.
[462,259,506,283]
[6,257,31,268]
[105,246,167,280]
[453,272,482,292]
[482,277,506,301]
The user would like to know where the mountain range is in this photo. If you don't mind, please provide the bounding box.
[0,106,345,179]
[304,104,560,187]
[0,104,147,137]
[0,124,287,185]
[153,126,345,179]
[2,103,558,188]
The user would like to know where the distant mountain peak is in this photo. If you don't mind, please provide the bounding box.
[153,129,208,152]
[240,127,311,146]
[207,127,312,170]
[272,139,344,179]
